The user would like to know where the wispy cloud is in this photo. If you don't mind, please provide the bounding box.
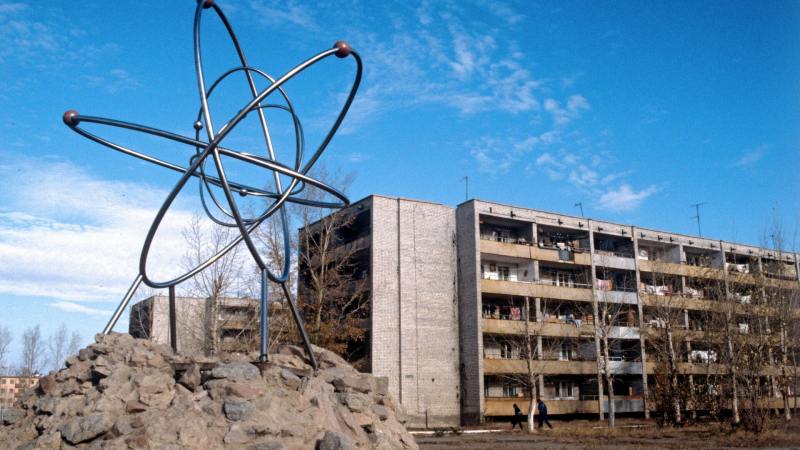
[543,94,590,125]
[466,137,514,175]
[734,144,769,167]
[49,301,114,317]
[598,184,658,212]
[0,157,193,304]
[249,0,317,29]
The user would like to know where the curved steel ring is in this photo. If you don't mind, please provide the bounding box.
[63,0,362,289]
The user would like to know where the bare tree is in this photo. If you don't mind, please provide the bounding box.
[295,164,370,365]
[759,217,799,422]
[592,262,636,428]
[642,260,688,426]
[483,296,566,432]
[181,213,250,354]
[0,325,12,375]
[19,325,44,377]
[45,323,81,372]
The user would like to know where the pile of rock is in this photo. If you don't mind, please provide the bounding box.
[0,333,417,450]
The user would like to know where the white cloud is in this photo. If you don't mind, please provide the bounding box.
[535,152,565,180]
[543,95,590,125]
[568,165,599,188]
[467,138,514,174]
[567,95,590,114]
[734,144,769,167]
[0,158,194,304]
[249,0,317,29]
[598,184,658,212]
[49,301,114,317]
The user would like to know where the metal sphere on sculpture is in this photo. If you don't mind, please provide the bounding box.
[62,1,363,369]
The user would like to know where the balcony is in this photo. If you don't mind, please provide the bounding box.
[640,293,721,312]
[481,279,592,302]
[483,358,643,376]
[481,318,638,340]
[639,259,724,280]
[485,398,623,416]
[480,236,591,265]
[482,318,595,338]
[593,252,635,270]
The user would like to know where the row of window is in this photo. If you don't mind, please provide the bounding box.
[0,388,24,393]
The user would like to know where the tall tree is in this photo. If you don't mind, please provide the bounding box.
[484,296,566,433]
[0,325,12,375]
[19,325,44,377]
[181,213,249,354]
[295,164,370,364]
[46,323,81,372]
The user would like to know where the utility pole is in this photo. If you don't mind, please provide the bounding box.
[575,202,584,217]
[460,176,469,201]
[690,202,708,237]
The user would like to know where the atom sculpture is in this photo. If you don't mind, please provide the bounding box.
[62,0,362,369]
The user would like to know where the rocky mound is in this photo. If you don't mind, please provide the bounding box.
[0,333,417,450]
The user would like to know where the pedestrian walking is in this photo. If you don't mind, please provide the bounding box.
[511,403,525,430]
[537,398,553,429]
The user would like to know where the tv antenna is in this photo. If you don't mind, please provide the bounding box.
[690,202,708,237]
[575,202,584,217]
[460,176,469,201]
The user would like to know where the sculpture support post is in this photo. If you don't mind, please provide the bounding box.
[260,269,269,363]
[103,274,144,334]
[281,283,318,369]
[169,285,177,353]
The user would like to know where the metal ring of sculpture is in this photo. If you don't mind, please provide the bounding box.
[62,0,362,368]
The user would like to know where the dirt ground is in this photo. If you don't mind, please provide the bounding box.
[414,418,800,450]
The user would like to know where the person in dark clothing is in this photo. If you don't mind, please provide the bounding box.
[537,398,553,429]
[511,404,524,430]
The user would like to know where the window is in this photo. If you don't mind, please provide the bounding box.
[559,344,574,361]
[484,384,489,398]
[555,271,574,287]
[556,381,574,399]
[498,266,510,281]
[504,383,519,397]
[500,343,518,359]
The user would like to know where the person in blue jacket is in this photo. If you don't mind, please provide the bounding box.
[537,398,553,429]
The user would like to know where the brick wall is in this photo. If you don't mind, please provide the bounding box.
[371,196,461,426]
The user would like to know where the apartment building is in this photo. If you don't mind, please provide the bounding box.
[310,195,798,426]
[0,376,39,409]
[298,195,462,427]
[130,295,260,355]
[457,199,799,424]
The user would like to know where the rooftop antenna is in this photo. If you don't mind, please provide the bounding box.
[690,202,708,237]
[575,202,584,217]
[460,176,468,201]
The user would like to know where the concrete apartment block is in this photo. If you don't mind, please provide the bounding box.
[131,193,800,426]
[457,199,800,423]
[368,196,461,426]
[129,296,259,355]
[300,195,462,426]
[0,376,39,409]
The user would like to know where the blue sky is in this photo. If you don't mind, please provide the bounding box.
[0,1,798,368]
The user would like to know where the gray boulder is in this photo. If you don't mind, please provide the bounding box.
[224,400,257,421]
[212,362,260,381]
[58,413,110,444]
[318,430,351,450]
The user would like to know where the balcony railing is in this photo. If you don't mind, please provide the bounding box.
[594,249,634,259]
[481,270,590,289]
[480,234,531,245]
